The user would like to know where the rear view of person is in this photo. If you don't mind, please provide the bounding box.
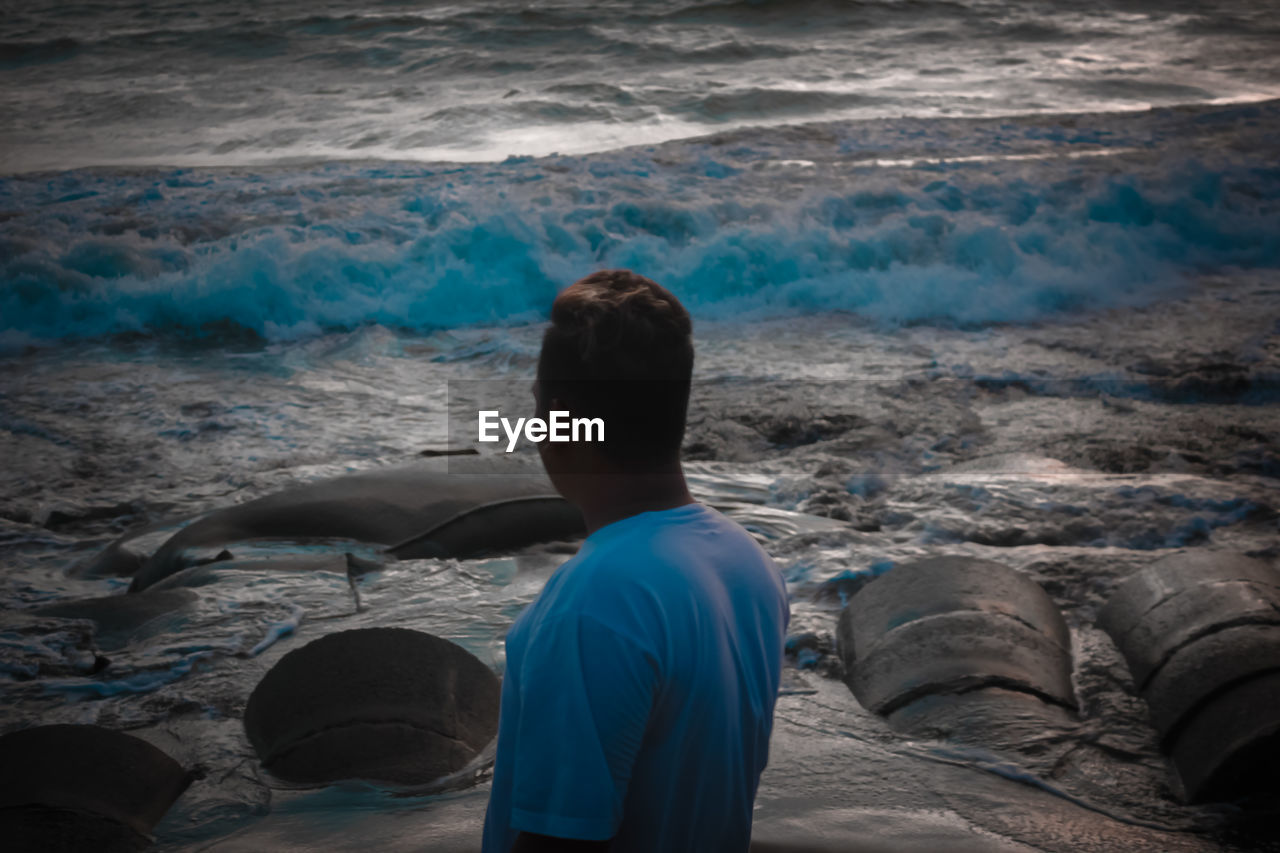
[482,269,791,852]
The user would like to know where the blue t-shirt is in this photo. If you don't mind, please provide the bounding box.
[481,502,790,853]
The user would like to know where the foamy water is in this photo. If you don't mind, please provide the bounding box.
[3,99,1279,351]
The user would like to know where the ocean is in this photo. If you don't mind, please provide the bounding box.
[4,0,1280,173]
[2,1,1280,850]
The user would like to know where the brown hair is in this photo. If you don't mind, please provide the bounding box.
[537,269,693,465]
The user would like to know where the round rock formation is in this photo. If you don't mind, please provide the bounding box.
[244,627,501,785]
[1100,550,1280,802]
[836,556,1077,738]
[0,724,191,853]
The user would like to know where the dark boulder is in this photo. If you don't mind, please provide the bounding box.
[244,627,501,785]
[836,556,1076,738]
[0,724,191,852]
[1100,551,1280,802]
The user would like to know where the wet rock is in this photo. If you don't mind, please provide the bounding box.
[733,411,866,449]
[783,632,842,676]
[72,520,170,578]
[794,490,859,522]
[1100,552,1280,645]
[1100,551,1280,802]
[837,556,1076,731]
[42,501,144,530]
[0,612,106,679]
[1107,577,1280,688]
[1142,624,1280,738]
[0,724,192,852]
[33,589,197,652]
[887,687,1077,745]
[682,417,771,462]
[849,611,1075,715]
[1166,672,1280,805]
[125,457,581,591]
[243,627,500,785]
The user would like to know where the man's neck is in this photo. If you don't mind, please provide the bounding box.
[574,463,696,535]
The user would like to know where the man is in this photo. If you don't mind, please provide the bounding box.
[481,269,791,852]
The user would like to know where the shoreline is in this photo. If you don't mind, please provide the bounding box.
[1,268,1277,852]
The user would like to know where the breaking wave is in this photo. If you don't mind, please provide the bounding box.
[2,101,1279,348]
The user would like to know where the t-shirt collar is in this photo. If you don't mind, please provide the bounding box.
[583,501,705,547]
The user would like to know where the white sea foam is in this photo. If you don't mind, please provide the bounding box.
[2,99,1278,346]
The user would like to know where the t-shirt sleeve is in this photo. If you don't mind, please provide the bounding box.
[508,609,660,841]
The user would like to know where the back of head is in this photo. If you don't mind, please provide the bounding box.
[537,269,694,468]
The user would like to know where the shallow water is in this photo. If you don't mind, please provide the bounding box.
[2,263,1278,849]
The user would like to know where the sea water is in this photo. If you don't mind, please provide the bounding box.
[3,1,1280,850]
[3,0,1280,171]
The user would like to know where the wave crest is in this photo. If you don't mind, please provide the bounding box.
[3,104,1279,349]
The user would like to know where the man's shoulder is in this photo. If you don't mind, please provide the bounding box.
[600,504,764,556]
[580,505,778,595]
[544,504,781,608]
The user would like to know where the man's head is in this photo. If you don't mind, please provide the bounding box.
[535,269,693,477]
